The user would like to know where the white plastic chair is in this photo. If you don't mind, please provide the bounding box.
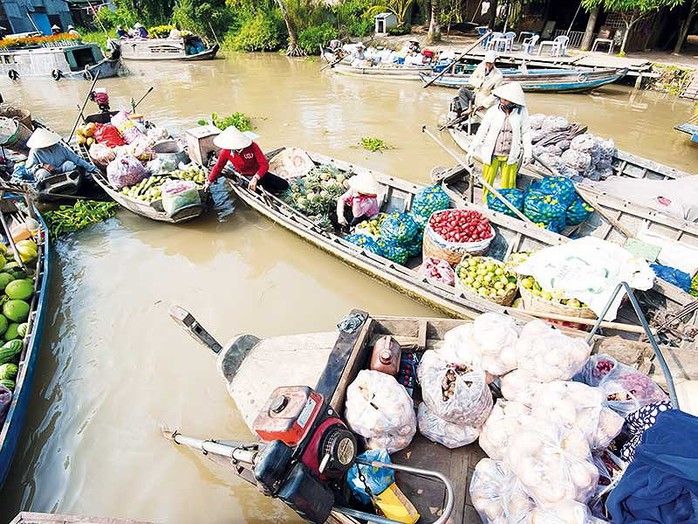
[485,32,504,51]
[521,34,539,54]
[538,35,569,56]
[502,31,516,52]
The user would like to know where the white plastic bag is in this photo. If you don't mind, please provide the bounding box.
[440,313,519,377]
[417,402,479,449]
[505,424,599,505]
[470,458,535,524]
[479,399,535,460]
[514,321,591,382]
[529,500,605,523]
[417,350,493,427]
[345,369,417,453]
[530,381,624,450]
[500,369,543,406]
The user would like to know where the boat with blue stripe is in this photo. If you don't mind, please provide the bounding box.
[0,198,50,490]
[421,66,628,93]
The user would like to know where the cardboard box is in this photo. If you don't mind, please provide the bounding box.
[185,125,220,166]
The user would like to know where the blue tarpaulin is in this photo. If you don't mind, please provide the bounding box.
[607,409,698,523]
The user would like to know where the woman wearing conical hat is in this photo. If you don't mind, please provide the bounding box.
[25,128,96,182]
[205,127,289,193]
[467,82,532,201]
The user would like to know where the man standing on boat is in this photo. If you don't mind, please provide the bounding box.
[451,51,503,116]
[466,82,532,201]
[204,127,289,194]
[25,129,96,182]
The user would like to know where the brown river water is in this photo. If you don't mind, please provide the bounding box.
[0,54,695,523]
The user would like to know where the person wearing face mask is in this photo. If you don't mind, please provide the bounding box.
[466,82,532,201]
[451,51,503,116]
[204,126,289,193]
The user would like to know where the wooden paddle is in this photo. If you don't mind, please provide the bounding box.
[320,54,345,72]
[422,31,491,89]
[422,125,534,223]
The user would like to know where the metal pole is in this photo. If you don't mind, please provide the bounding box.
[585,282,679,409]
[170,431,258,465]
[567,1,583,36]
[68,70,101,142]
[422,125,534,223]
[0,207,25,270]
[132,86,154,110]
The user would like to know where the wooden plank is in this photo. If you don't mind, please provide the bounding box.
[11,514,154,524]
[417,319,428,350]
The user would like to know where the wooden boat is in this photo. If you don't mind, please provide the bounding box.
[675,114,698,143]
[225,148,697,344]
[330,60,433,80]
[447,122,698,252]
[168,307,681,524]
[0,36,121,81]
[11,513,153,524]
[76,122,212,224]
[118,36,219,61]
[420,67,628,92]
[0,199,50,489]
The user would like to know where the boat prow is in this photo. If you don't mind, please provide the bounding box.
[181,44,219,61]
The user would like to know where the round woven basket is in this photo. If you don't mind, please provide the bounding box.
[422,220,495,267]
[519,284,597,330]
[454,257,518,306]
[0,104,32,130]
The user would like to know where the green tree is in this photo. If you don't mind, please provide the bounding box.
[116,0,176,25]
[172,0,234,38]
[427,0,441,42]
[581,0,686,54]
[276,0,304,55]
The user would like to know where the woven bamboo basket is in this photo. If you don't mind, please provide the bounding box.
[454,257,518,307]
[519,284,597,330]
[422,221,495,267]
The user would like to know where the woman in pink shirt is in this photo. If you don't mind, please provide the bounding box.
[333,172,381,232]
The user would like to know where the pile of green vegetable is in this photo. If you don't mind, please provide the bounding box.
[691,273,698,298]
[359,137,393,153]
[44,201,119,239]
[198,112,253,132]
[120,167,207,203]
[0,241,39,392]
[283,164,353,231]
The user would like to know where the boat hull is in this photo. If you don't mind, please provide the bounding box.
[120,38,219,61]
[675,122,698,143]
[331,61,432,81]
[422,68,627,92]
[0,203,50,489]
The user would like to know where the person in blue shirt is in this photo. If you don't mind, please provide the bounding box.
[25,128,96,182]
[133,23,149,39]
[116,25,128,39]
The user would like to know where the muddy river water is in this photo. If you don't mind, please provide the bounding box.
[0,54,695,523]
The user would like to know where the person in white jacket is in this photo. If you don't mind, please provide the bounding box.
[467,82,532,201]
[451,51,503,116]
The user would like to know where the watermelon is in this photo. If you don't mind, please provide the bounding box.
[5,279,33,301]
[3,300,29,323]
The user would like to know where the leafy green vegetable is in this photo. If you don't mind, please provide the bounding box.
[43,201,119,239]
[359,137,394,153]
[211,112,253,132]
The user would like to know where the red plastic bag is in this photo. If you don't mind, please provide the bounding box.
[419,257,456,286]
[94,124,126,148]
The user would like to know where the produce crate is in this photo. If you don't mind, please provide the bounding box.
[455,256,518,306]
[519,284,597,331]
[422,210,495,267]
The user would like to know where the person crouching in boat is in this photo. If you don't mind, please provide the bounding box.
[467,82,532,201]
[133,23,149,39]
[25,128,96,182]
[204,127,289,193]
[332,172,381,233]
[451,51,503,117]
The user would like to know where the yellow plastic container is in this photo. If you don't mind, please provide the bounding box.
[373,483,420,524]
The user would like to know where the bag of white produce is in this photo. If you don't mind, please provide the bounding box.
[499,369,543,405]
[106,154,147,190]
[531,381,624,450]
[504,422,599,505]
[419,257,456,286]
[529,500,606,523]
[479,399,535,460]
[469,458,535,524]
[514,320,591,382]
[89,143,116,167]
[161,179,201,216]
[345,369,417,453]
[440,313,519,376]
[417,402,479,449]
[417,350,493,427]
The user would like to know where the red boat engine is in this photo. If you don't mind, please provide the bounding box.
[252,386,357,523]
